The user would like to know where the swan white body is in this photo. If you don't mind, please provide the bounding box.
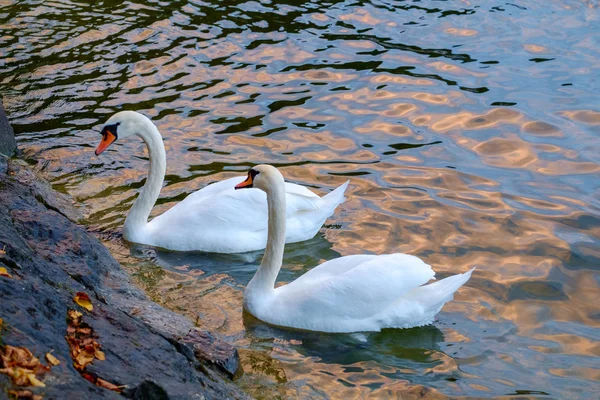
[95,111,348,253]
[238,165,475,333]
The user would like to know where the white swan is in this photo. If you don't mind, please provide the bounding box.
[235,165,475,333]
[94,111,348,253]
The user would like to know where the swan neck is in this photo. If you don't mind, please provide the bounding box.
[123,120,166,239]
[251,180,286,292]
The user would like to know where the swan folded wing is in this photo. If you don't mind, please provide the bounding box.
[180,176,246,205]
[279,254,435,320]
[283,182,322,213]
[283,182,320,199]
[186,188,268,230]
[180,177,320,215]
[148,184,269,251]
[290,255,376,287]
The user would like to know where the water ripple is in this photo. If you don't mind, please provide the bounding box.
[1,0,599,398]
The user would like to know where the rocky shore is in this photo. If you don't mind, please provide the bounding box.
[0,100,248,399]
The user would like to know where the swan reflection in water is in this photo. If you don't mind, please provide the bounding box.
[243,311,446,366]
[129,233,343,286]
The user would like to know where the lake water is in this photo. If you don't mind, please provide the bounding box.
[1,0,599,398]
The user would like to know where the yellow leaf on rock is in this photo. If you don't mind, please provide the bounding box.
[27,373,46,387]
[74,292,93,311]
[95,349,105,361]
[0,267,12,278]
[2,367,31,386]
[46,352,60,366]
[74,351,95,370]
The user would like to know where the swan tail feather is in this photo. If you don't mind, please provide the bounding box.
[410,267,475,313]
[321,180,349,211]
[376,268,475,329]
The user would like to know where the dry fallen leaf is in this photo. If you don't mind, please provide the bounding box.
[64,309,122,392]
[73,292,93,311]
[0,318,3,329]
[82,372,125,393]
[95,350,105,361]
[77,327,91,335]
[2,345,38,369]
[81,372,96,384]
[7,389,43,400]
[45,352,60,366]
[0,344,52,389]
[68,310,83,320]
[74,351,95,369]
[0,267,12,278]
[65,309,106,370]
[96,377,125,392]
[0,245,6,255]
[26,373,45,387]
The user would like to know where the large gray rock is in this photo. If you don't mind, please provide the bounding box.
[0,161,248,399]
[182,329,242,379]
[0,99,16,157]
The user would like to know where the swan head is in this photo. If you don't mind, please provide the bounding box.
[95,111,150,156]
[235,164,284,193]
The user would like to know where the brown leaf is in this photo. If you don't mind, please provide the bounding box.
[0,245,5,255]
[0,343,52,390]
[2,346,38,369]
[7,389,43,400]
[45,352,60,366]
[12,346,34,360]
[21,357,41,370]
[67,310,82,321]
[76,327,91,335]
[83,344,95,353]
[0,267,12,278]
[0,317,3,329]
[74,292,93,311]
[96,377,125,393]
[74,351,95,370]
[81,372,96,384]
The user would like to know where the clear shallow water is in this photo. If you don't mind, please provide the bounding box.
[1,0,599,398]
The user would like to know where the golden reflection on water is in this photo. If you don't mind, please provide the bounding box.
[2,0,600,398]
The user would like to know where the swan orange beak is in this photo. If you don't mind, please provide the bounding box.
[235,172,254,189]
[95,130,117,156]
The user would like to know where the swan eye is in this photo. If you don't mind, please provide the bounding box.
[250,169,259,178]
[100,123,120,139]
[95,123,120,155]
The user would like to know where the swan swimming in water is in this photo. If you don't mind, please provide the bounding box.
[235,164,475,333]
[94,111,348,253]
